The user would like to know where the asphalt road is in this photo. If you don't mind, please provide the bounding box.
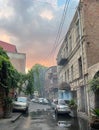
[0,102,91,130]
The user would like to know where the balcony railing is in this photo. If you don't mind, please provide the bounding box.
[57,57,68,66]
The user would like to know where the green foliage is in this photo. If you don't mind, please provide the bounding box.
[0,48,22,95]
[89,77,99,93]
[0,48,28,117]
[25,64,47,96]
[4,96,13,104]
[17,73,27,92]
[0,47,9,59]
[69,99,77,109]
[90,108,99,118]
[25,70,34,95]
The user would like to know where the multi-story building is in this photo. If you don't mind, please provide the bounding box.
[44,66,58,100]
[0,41,26,118]
[57,0,99,116]
[0,41,26,73]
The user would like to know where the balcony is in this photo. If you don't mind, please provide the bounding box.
[57,57,68,66]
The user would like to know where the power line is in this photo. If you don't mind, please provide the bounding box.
[51,0,70,53]
[46,0,70,65]
[31,0,71,67]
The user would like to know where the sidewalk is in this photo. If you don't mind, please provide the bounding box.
[77,111,89,121]
[0,112,22,124]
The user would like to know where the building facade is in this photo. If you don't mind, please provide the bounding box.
[57,0,99,116]
[7,52,26,73]
[44,66,58,100]
[0,41,26,73]
[0,41,26,117]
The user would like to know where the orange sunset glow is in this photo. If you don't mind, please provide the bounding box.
[0,0,79,71]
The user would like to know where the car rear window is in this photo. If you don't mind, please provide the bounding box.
[58,100,66,105]
[17,97,27,102]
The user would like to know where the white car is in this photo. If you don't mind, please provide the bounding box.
[55,99,71,115]
[43,98,49,104]
[39,98,49,104]
[51,99,58,109]
[13,96,29,113]
[39,98,44,103]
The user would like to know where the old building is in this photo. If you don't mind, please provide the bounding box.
[44,66,58,100]
[0,41,26,118]
[57,0,99,116]
[0,41,26,73]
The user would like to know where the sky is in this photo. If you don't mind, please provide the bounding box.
[0,0,79,71]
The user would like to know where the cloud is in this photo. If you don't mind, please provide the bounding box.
[40,10,53,20]
[0,0,79,70]
[0,0,14,19]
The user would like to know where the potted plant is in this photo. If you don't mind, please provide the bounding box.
[89,108,99,129]
[69,99,77,117]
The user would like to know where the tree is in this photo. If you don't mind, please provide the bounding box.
[89,74,99,109]
[89,77,99,93]
[25,70,34,95]
[26,64,47,97]
[32,64,47,97]
[0,48,21,117]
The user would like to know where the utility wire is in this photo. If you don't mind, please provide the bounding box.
[52,0,70,50]
[31,0,70,66]
[46,0,70,65]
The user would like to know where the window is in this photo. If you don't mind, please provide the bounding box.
[78,57,83,77]
[67,69,69,82]
[69,35,72,52]
[66,42,68,57]
[65,71,66,81]
[71,65,73,81]
[76,20,79,40]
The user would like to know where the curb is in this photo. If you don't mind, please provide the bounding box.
[11,113,22,122]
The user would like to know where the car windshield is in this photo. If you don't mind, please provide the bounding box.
[17,97,27,103]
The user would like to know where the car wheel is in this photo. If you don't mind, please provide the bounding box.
[55,110,58,116]
[24,107,28,113]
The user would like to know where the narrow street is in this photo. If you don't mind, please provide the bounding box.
[0,102,91,130]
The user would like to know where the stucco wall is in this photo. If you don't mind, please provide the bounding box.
[7,52,26,74]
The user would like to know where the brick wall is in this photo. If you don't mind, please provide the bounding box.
[83,0,99,67]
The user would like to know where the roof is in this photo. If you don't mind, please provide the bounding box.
[0,41,17,53]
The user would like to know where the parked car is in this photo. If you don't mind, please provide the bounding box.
[38,98,49,104]
[38,98,44,104]
[31,98,36,102]
[31,98,39,103]
[13,96,29,113]
[43,98,49,104]
[51,99,58,109]
[55,99,71,115]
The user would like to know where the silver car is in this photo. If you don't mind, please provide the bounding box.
[55,99,71,115]
[13,96,29,113]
